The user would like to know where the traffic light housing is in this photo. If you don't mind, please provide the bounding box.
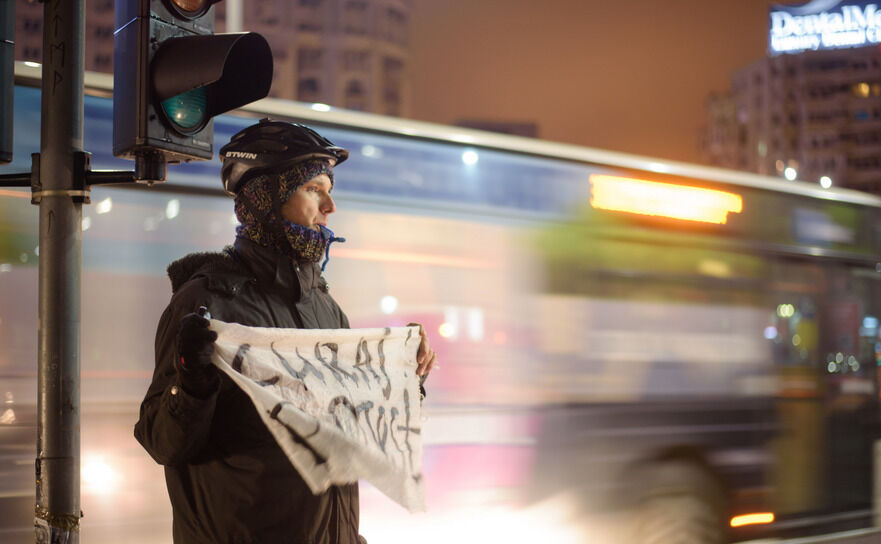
[113,0,273,178]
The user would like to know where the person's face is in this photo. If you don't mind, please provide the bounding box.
[280,173,336,231]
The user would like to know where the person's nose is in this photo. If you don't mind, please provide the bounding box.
[322,194,336,215]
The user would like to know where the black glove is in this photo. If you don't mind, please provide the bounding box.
[175,308,219,397]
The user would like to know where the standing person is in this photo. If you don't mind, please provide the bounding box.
[134,118,437,544]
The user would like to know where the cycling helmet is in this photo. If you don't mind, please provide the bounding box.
[219,118,349,195]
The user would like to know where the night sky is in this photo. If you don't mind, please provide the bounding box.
[408,0,787,165]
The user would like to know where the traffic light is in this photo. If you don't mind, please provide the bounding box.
[113,0,273,179]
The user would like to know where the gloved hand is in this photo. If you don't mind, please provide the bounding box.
[175,307,219,397]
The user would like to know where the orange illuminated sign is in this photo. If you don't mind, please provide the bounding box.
[589,174,743,224]
[730,512,774,527]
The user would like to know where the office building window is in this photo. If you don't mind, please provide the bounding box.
[344,50,370,71]
[298,47,323,70]
[344,79,367,111]
[381,7,408,44]
[298,0,323,31]
[344,1,369,35]
[298,77,321,102]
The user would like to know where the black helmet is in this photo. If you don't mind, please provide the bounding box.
[219,118,349,195]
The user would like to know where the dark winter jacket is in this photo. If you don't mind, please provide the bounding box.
[134,237,363,544]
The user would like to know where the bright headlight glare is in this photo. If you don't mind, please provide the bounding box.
[82,456,120,495]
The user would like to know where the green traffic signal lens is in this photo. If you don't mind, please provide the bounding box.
[160,87,207,133]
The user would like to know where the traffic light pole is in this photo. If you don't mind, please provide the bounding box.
[34,0,85,541]
[0,3,273,539]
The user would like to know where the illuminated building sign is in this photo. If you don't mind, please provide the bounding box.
[769,0,881,54]
[589,175,744,224]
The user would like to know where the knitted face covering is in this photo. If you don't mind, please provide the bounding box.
[234,160,335,262]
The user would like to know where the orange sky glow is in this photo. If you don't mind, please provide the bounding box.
[409,0,790,165]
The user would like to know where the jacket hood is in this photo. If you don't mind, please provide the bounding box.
[167,248,242,294]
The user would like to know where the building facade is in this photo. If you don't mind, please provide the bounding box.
[701,44,881,193]
[14,0,412,117]
[15,0,116,75]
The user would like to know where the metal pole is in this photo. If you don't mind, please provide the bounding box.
[226,0,243,32]
[34,0,84,542]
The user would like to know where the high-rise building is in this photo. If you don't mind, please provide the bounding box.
[13,0,412,117]
[15,0,115,75]
[701,2,881,194]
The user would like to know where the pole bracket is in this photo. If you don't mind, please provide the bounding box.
[30,152,92,204]
[25,151,139,205]
[2,152,146,205]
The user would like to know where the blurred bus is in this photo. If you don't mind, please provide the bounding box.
[1,62,880,543]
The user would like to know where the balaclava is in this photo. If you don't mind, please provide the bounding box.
[234,159,341,264]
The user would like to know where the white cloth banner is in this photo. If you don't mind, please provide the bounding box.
[209,319,426,512]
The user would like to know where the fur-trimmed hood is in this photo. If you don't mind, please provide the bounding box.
[166,239,327,300]
[166,247,245,294]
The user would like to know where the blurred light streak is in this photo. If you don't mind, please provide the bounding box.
[380,295,398,314]
[777,304,795,318]
[332,247,495,269]
[360,495,595,544]
[310,103,331,112]
[438,322,455,338]
[697,259,730,278]
[451,133,477,144]
[466,307,484,341]
[443,307,460,340]
[361,144,381,158]
[0,408,15,424]
[166,199,180,219]
[96,197,113,214]
[646,161,671,173]
[729,512,774,527]
[0,189,30,198]
[81,369,153,379]
[589,174,743,224]
[82,456,120,495]
[461,149,479,165]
